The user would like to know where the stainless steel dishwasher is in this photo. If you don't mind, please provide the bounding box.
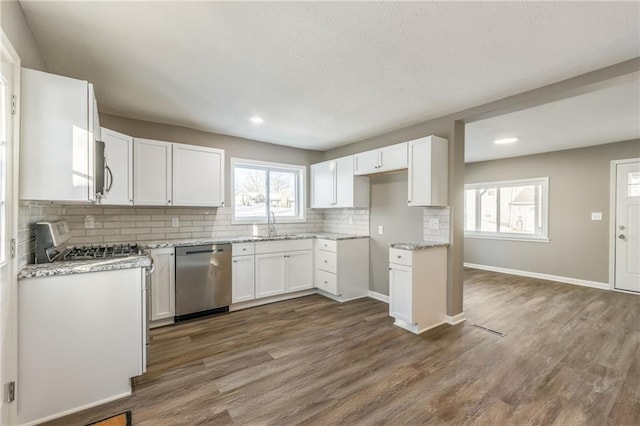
[175,244,231,321]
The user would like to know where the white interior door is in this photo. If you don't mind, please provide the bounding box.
[614,160,640,292]
[0,31,19,425]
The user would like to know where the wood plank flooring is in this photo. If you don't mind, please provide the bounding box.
[43,268,640,425]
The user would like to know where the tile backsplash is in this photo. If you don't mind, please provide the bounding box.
[18,202,449,268]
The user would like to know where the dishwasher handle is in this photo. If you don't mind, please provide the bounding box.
[185,249,224,255]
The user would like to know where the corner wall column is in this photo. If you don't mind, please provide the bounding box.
[447,120,465,316]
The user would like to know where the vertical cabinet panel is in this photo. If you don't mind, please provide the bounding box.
[100,128,133,205]
[287,251,314,292]
[389,264,413,323]
[408,136,448,207]
[310,161,335,208]
[133,138,172,206]
[20,68,95,202]
[334,156,354,208]
[149,248,175,322]
[232,255,255,303]
[172,143,224,207]
[255,253,286,298]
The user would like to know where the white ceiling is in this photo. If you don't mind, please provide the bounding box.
[20,1,640,151]
[465,77,640,163]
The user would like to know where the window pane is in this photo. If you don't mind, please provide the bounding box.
[269,171,296,217]
[464,189,476,231]
[480,188,497,232]
[234,167,267,218]
[628,172,640,197]
[499,185,537,234]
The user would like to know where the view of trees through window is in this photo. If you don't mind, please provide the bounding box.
[233,163,300,220]
[465,178,548,239]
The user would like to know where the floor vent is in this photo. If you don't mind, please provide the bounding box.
[471,324,506,337]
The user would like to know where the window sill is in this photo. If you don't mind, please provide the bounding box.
[464,234,550,243]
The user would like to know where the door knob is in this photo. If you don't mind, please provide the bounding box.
[618,234,626,240]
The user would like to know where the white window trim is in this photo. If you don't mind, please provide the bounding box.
[464,177,549,242]
[230,157,307,224]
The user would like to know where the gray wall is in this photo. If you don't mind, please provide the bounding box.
[464,139,640,283]
[0,0,47,71]
[99,113,324,208]
[369,173,424,295]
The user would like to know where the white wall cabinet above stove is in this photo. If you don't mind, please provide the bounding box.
[20,68,100,202]
[354,142,408,175]
[311,155,369,208]
[99,128,134,205]
[133,138,173,206]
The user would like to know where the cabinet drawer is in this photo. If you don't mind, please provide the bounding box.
[316,239,337,253]
[316,249,337,273]
[232,242,255,256]
[316,269,338,295]
[255,238,313,254]
[389,248,413,267]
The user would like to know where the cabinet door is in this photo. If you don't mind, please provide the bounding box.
[133,138,172,206]
[100,128,133,205]
[286,250,314,292]
[389,264,413,324]
[149,248,175,321]
[255,253,286,298]
[408,136,448,207]
[379,142,408,172]
[232,255,255,303]
[334,156,354,208]
[311,160,336,208]
[354,149,380,175]
[173,143,224,207]
[19,69,93,202]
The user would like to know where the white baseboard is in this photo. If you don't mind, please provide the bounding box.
[445,312,466,325]
[230,289,317,311]
[464,263,610,291]
[20,391,131,426]
[368,291,389,303]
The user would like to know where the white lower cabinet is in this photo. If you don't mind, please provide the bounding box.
[286,250,314,292]
[232,255,255,303]
[389,246,447,334]
[149,247,175,326]
[315,237,369,302]
[255,253,286,298]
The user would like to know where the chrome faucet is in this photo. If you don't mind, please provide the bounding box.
[268,211,277,237]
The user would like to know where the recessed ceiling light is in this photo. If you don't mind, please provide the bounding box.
[494,137,518,145]
[249,116,264,124]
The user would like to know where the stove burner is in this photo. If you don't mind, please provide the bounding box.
[62,244,141,261]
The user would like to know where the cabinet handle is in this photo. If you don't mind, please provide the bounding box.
[324,260,328,263]
[130,199,134,204]
[397,255,402,259]
[408,200,411,203]
[221,201,225,206]
[388,268,392,271]
[324,281,328,284]
[242,248,247,251]
[233,260,237,263]
[167,200,171,204]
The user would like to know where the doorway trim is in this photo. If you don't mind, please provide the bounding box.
[609,157,640,294]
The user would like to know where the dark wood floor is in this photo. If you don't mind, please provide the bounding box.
[44,269,640,425]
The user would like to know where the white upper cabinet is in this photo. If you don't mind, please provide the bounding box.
[354,142,408,175]
[311,155,369,209]
[133,138,172,206]
[408,136,448,207]
[172,143,224,207]
[20,68,99,202]
[99,128,133,206]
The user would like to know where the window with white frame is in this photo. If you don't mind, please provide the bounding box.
[231,158,306,223]
[464,177,549,241]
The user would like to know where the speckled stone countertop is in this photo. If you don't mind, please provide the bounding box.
[142,233,368,249]
[390,241,449,250]
[18,255,152,279]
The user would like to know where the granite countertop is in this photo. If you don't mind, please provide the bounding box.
[390,241,449,250]
[142,233,368,249]
[18,255,152,279]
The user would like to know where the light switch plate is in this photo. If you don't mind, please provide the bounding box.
[84,216,95,229]
[429,218,440,230]
[172,217,180,227]
[591,212,603,221]
[378,225,384,235]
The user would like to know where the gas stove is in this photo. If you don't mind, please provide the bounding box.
[62,244,142,261]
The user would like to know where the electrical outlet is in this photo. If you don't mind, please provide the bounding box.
[378,225,384,235]
[429,218,440,230]
[172,217,180,227]
[84,216,95,229]
[591,212,603,221]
